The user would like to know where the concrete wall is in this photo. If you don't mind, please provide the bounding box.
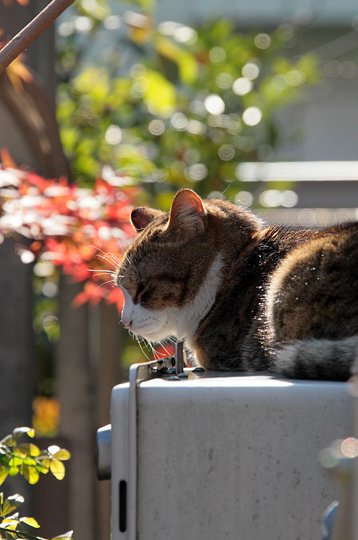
[155,0,358,25]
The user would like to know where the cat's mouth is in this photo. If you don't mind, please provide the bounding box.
[124,312,175,342]
[119,280,172,340]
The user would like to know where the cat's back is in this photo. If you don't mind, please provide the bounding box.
[273,220,358,287]
[268,221,358,343]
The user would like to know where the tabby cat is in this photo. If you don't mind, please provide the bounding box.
[116,189,358,380]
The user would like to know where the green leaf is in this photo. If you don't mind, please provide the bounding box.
[12,428,35,440]
[51,531,74,540]
[13,447,28,459]
[21,465,40,485]
[52,449,71,461]
[3,493,25,516]
[1,517,19,531]
[0,435,15,448]
[2,495,24,517]
[19,516,40,528]
[36,457,50,474]
[8,467,19,477]
[77,0,109,20]
[155,36,197,85]
[50,459,65,481]
[16,444,41,458]
[0,468,9,486]
[47,445,60,456]
[132,0,154,10]
[24,457,37,467]
[0,444,10,456]
[73,68,110,103]
[9,457,23,468]
[141,69,176,117]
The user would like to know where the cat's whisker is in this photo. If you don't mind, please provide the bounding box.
[116,239,129,255]
[87,270,116,285]
[88,269,114,274]
[160,341,175,358]
[93,248,121,269]
[90,246,116,262]
[136,335,151,361]
[95,254,119,269]
[120,256,135,273]
[88,271,115,282]
[144,341,155,359]
[147,340,156,358]
[106,252,121,265]
[97,278,116,288]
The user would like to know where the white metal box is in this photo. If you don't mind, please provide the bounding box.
[106,362,351,540]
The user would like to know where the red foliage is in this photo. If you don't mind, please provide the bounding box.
[154,343,176,359]
[0,163,136,310]
[1,0,29,6]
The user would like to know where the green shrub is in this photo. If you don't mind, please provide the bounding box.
[0,427,72,540]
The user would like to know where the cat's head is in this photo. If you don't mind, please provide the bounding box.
[115,189,260,344]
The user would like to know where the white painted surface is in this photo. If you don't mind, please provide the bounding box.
[110,375,351,540]
[238,161,358,182]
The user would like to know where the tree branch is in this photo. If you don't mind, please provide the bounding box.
[0,0,75,75]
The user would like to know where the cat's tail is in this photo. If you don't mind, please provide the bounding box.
[272,335,358,381]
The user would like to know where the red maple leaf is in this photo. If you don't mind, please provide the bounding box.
[0,164,136,309]
[73,281,104,307]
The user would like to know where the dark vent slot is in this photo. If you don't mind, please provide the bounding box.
[119,480,127,532]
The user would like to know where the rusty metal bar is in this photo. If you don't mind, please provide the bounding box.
[0,0,75,74]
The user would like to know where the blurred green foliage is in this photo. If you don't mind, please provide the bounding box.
[56,0,319,208]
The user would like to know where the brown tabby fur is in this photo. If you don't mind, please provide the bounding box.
[116,189,358,380]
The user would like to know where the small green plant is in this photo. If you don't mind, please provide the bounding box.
[0,427,73,540]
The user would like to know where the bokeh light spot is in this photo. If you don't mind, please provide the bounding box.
[285,70,306,87]
[235,191,254,208]
[187,163,208,181]
[242,62,260,80]
[209,47,226,64]
[341,437,358,458]
[216,72,234,89]
[254,33,271,50]
[148,119,165,136]
[242,106,262,126]
[170,112,188,130]
[232,77,253,96]
[218,144,235,161]
[105,125,122,145]
[204,94,225,115]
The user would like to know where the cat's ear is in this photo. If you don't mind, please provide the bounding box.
[167,189,206,234]
[131,207,163,232]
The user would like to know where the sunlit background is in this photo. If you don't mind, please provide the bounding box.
[0,0,358,538]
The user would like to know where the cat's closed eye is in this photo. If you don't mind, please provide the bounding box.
[136,281,146,294]
[135,281,148,303]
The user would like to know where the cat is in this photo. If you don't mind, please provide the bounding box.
[116,188,358,380]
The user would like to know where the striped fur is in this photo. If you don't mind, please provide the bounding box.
[116,189,358,380]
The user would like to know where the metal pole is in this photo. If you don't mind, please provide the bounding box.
[175,340,185,375]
